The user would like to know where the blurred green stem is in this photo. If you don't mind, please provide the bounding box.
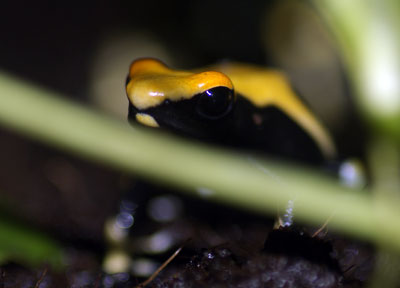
[312,0,400,143]
[367,138,400,288]
[1,72,400,253]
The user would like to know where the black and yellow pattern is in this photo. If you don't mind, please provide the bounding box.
[126,58,336,164]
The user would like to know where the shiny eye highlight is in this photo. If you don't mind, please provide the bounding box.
[195,87,235,119]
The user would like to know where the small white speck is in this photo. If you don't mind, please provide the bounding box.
[196,187,214,197]
[131,258,158,277]
[339,161,365,188]
[147,195,182,222]
[149,91,164,97]
[116,212,134,229]
[145,230,174,253]
[282,199,295,227]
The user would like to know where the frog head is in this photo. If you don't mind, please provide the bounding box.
[126,58,237,142]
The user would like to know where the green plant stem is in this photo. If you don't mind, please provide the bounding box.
[312,0,400,143]
[367,138,400,287]
[0,72,400,252]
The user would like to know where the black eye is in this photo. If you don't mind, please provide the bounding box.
[195,87,235,119]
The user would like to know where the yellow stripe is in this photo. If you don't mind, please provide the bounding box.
[126,59,233,110]
[135,113,160,127]
[213,62,337,159]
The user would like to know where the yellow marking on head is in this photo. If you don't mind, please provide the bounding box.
[135,113,159,127]
[126,58,233,110]
[214,63,337,159]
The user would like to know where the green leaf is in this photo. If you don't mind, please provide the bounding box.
[0,216,63,268]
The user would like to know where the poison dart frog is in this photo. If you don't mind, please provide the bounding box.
[125,58,336,165]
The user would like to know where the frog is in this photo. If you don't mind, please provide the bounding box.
[114,59,367,277]
[124,58,367,227]
[125,58,336,165]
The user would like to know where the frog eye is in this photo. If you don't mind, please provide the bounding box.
[195,87,235,120]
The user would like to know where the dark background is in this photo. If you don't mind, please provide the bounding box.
[0,1,269,98]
